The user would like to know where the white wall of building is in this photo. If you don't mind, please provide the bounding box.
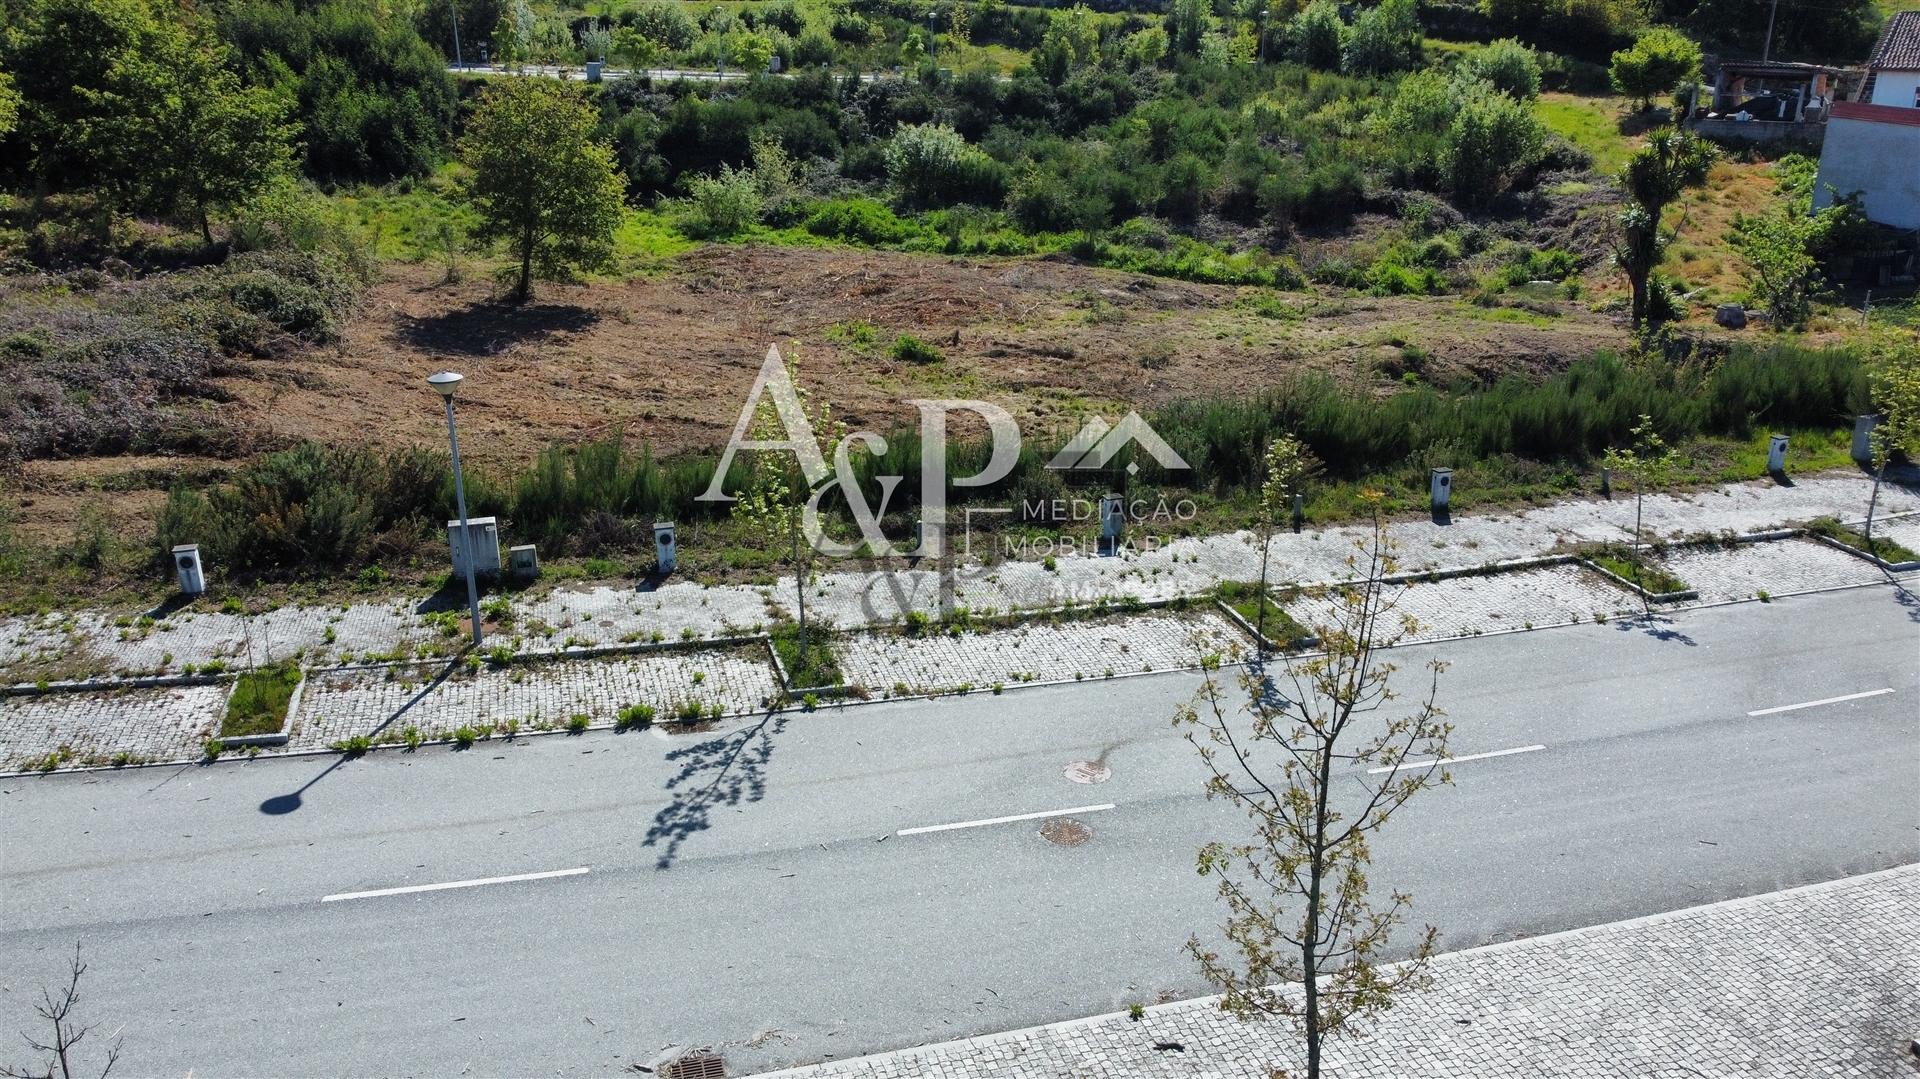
[1870,68,1920,107]
[1813,114,1920,229]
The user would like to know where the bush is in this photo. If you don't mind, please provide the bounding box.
[1463,38,1542,100]
[890,333,945,364]
[803,198,911,245]
[1287,1,1345,69]
[1342,0,1420,74]
[884,123,1004,209]
[1446,83,1548,204]
[680,164,762,238]
[615,702,657,730]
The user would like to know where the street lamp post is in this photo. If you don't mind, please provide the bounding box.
[429,371,485,650]
[928,8,937,68]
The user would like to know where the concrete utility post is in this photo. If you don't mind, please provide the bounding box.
[430,370,485,649]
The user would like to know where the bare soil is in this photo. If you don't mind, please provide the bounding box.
[221,245,1631,468]
[15,243,1640,541]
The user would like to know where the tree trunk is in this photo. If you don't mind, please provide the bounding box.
[199,204,214,247]
[1634,493,1649,615]
[1302,740,1336,1079]
[1629,269,1649,330]
[1255,522,1272,657]
[1864,464,1885,566]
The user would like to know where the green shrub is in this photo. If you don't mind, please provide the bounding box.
[889,333,944,364]
[615,703,657,730]
[1463,38,1543,100]
[680,164,762,238]
[804,198,911,245]
[566,713,591,733]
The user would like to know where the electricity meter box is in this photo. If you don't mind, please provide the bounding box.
[1430,468,1453,511]
[447,517,502,578]
[654,521,678,575]
[173,544,206,595]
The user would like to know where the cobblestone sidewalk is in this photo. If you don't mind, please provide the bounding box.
[754,865,1920,1079]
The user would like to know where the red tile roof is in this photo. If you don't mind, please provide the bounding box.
[1870,9,1920,70]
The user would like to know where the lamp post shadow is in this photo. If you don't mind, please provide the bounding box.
[258,655,465,815]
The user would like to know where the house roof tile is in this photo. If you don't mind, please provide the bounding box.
[1870,9,1920,70]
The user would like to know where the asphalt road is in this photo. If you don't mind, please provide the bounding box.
[2,586,1915,1076]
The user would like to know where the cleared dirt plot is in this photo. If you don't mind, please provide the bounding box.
[221,246,1631,469]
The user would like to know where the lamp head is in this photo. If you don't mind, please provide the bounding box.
[427,370,464,400]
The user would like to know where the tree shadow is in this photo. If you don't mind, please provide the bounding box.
[258,656,464,815]
[396,299,600,356]
[643,710,789,870]
[1612,612,1697,646]
[1891,579,1920,626]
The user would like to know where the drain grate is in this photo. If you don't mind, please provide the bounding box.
[659,1051,727,1079]
[1063,760,1111,784]
[1039,817,1092,846]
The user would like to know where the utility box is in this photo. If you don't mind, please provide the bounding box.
[1430,468,1453,511]
[172,543,206,595]
[585,60,603,82]
[508,543,539,581]
[1854,414,1882,464]
[447,516,501,578]
[1767,434,1790,474]
[1100,493,1124,547]
[654,521,678,575]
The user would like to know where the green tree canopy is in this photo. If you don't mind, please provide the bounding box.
[460,78,626,303]
[2,0,295,238]
[1609,27,1700,110]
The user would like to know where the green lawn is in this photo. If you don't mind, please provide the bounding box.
[1536,93,1635,177]
[221,665,301,738]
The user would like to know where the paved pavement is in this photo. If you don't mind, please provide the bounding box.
[753,866,1920,1078]
[2,586,1913,1076]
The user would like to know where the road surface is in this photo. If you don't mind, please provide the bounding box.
[1,586,1914,1075]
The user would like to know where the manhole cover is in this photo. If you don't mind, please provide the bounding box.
[1063,760,1111,784]
[1040,817,1093,846]
[659,1051,727,1079]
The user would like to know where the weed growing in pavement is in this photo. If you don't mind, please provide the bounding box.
[566,713,591,733]
[616,703,656,731]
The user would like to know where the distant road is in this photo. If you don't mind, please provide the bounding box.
[2,586,1915,1075]
[447,62,889,84]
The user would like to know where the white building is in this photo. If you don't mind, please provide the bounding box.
[1862,10,1920,107]
[1812,11,1920,229]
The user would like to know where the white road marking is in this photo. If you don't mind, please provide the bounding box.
[1368,744,1546,775]
[1746,688,1894,717]
[321,867,589,903]
[898,804,1116,836]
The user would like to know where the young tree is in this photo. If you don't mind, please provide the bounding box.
[1179,512,1451,1079]
[144,35,297,244]
[4,0,290,237]
[730,31,775,74]
[726,346,845,680]
[1613,128,1714,329]
[1609,27,1700,111]
[1729,197,1864,331]
[460,78,625,303]
[2,944,121,1079]
[1863,331,1920,560]
[1602,414,1679,613]
[1254,434,1314,653]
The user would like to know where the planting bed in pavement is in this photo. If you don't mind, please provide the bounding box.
[289,645,780,750]
[2,478,1917,774]
[834,608,1242,697]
